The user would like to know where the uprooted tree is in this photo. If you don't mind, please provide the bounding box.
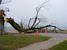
[6,0,63,33]
[6,17,63,33]
[0,0,63,33]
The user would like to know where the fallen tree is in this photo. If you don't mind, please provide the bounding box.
[6,18,63,33]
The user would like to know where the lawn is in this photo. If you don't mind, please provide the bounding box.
[49,40,67,50]
[0,34,50,50]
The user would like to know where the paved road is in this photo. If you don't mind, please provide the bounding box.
[18,33,67,50]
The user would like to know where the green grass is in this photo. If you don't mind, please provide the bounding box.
[0,35,50,50]
[49,40,67,50]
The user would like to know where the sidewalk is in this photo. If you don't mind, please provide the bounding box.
[18,33,67,50]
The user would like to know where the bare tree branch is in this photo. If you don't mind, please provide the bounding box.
[31,0,49,28]
[28,18,31,28]
[33,18,40,27]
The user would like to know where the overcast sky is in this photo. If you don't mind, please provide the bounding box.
[1,0,67,29]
